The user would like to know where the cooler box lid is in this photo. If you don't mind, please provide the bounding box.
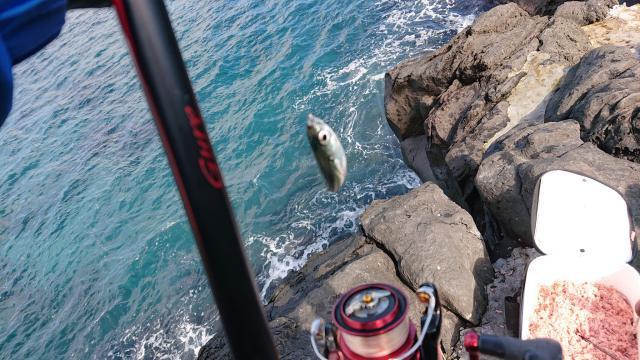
[531,170,635,263]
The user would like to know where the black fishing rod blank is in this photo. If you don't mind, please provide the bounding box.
[109,1,278,359]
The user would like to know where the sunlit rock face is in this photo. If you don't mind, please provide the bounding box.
[583,4,640,56]
[487,4,640,150]
[484,51,568,148]
[387,2,640,194]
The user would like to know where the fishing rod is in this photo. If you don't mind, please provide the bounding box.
[67,0,279,358]
[3,2,567,359]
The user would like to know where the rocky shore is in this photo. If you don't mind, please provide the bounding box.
[199,1,640,358]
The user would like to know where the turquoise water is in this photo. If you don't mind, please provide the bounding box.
[0,1,485,358]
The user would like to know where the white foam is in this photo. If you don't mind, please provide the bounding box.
[294,0,476,110]
[267,0,473,303]
[103,281,218,359]
[111,301,217,359]
[255,167,420,297]
[370,72,385,81]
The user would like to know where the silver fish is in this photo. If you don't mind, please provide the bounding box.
[306,114,347,192]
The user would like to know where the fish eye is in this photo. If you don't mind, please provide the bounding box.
[318,130,329,145]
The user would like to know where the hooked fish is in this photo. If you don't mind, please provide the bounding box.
[306,114,347,192]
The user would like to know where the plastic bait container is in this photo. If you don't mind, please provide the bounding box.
[520,170,640,349]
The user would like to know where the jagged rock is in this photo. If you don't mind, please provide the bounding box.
[455,248,541,357]
[385,3,591,194]
[361,182,494,325]
[493,0,617,15]
[476,121,582,247]
[554,0,611,25]
[537,17,591,63]
[545,45,640,163]
[445,102,511,183]
[384,4,544,141]
[491,0,568,15]
[383,54,437,140]
[476,120,640,265]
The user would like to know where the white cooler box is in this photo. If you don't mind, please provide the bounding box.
[520,170,640,346]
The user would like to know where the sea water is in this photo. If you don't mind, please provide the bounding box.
[0,1,486,358]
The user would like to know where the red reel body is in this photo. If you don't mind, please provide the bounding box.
[331,284,420,360]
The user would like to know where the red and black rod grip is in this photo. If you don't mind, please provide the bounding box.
[111,1,278,359]
[464,332,562,360]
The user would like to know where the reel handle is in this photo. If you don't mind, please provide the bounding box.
[464,331,562,360]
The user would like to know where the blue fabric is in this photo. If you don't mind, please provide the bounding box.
[0,0,66,126]
[0,39,12,123]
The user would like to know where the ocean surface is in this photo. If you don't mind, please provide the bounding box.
[0,1,487,358]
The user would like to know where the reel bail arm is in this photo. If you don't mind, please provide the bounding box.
[416,283,442,360]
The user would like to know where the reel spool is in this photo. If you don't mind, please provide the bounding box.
[311,283,441,360]
[334,284,418,359]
